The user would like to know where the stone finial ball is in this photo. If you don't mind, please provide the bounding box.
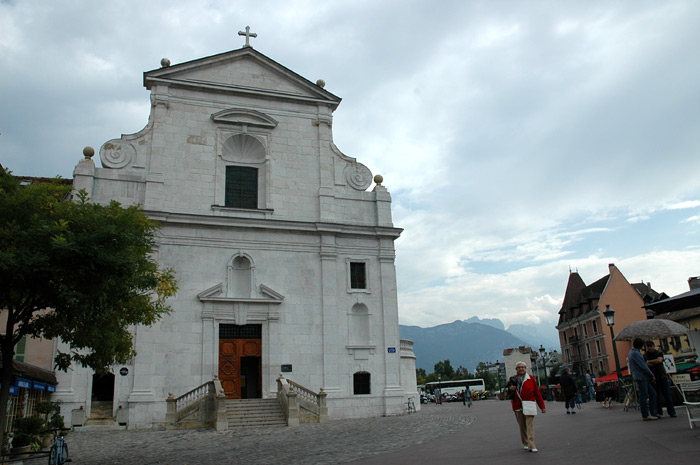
[161,58,171,68]
[83,146,95,159]
[374,174,383,185]
[316,79,326,88]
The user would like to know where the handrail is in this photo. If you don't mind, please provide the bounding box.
[277,374,328,424]
[170,381,215,413]
[165,377,226,430]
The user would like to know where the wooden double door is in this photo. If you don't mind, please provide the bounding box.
[218,324,262,399]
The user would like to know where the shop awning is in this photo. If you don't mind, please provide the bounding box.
[0,359,58,392]
[675,361,700,373]
[595,369,630,384]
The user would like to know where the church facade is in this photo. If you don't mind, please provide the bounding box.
[57,44,416,428]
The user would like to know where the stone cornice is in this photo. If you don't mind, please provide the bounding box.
[143,209,403,239]
[148,77,338,108]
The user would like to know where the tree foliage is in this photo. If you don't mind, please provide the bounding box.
[474,361,498,390]
[0,167,177,448]
[433,359,455,380]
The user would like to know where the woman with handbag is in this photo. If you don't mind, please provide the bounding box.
[508,361,546,452]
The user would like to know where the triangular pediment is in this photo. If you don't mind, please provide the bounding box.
[144,47,340,109]
[197,282,285,304]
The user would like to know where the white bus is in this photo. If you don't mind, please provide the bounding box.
[425,378,486,396]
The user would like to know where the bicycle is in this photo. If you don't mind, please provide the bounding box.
[406,396,416,414]
[48,428,71,464]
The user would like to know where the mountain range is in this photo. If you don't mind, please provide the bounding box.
[399,317,560,372]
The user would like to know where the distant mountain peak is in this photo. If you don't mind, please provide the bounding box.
[464,316,505,331]
[399,320,527,371]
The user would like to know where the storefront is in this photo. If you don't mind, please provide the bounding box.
[1,360,58,433]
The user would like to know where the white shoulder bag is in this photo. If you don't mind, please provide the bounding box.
[517,387,538,416]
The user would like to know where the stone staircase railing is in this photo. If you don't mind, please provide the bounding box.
[165,377,227,431]
[276,374,328,425]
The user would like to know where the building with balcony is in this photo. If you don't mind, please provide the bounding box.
[556,263,665,377]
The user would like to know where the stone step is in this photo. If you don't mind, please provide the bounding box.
[225,399,287,428]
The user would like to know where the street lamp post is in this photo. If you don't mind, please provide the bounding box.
[539,345,548,400]
[603,305,623,384]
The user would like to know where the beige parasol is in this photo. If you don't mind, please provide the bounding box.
[614,318,689,341]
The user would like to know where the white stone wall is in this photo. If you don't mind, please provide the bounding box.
[61,47,412,428]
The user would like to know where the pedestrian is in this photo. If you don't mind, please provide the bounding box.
[644,340,677,418]
[560,367,578,414]
[508,361,546,452]
[629,338,659,421]
[434,386,442,405]
[461,389,466,406]
[466,387,473,407]
[585,369,596,402]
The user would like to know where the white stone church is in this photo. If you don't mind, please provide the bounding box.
[56,38,417,428]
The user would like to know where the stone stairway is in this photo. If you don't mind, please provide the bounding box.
[226,399,287,428]
[81,401,123,430]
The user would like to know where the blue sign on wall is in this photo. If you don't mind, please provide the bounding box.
[387,347,396,353]
[14,378,31,389]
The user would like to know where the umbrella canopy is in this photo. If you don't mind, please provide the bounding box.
[614,318,689,341]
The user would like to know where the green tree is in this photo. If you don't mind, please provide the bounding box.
[0,168,177,449]
[416,368,427,386]
[433,359,455,380]
[475,362,498,391]
[454,365,471,380]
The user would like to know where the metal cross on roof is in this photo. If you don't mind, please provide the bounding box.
[238,26,257,48]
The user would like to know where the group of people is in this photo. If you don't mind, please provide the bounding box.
[431,387,473,406]
[506,337,678,452]
[628,337,677,420]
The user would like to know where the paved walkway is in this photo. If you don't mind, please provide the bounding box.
[64,399,699,464]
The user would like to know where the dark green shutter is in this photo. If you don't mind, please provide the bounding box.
[225,166,258,209]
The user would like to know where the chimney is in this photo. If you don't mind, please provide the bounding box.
[689,276,700,291]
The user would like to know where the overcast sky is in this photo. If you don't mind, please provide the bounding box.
[2,1,699,337]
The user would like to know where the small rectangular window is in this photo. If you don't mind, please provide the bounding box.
[350,262,367,289]
[592,320,598,334]
[596,340,601,355]
[225,166,258,209]
[586,343,591,357]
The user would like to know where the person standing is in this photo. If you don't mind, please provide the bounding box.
[466,387,473,407]
[560,368,578,414]
[585,370,596,402]
[629,338,659,421]
[508,361,546,452]
[644,340,677,418]
[434,386,442,405]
